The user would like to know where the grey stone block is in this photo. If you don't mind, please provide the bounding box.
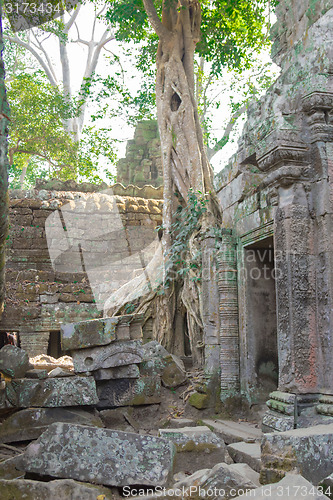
[72,341,144,373]
[61,317,118,351]
[0,346,30,379]
[0,376,98,409]
[93,364,140,380]
[96,375,161,408]
[227,442,262,473]
[19,423,176,486]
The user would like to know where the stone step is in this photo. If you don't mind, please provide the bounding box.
[227,442,262,472]
[202,419,262,444]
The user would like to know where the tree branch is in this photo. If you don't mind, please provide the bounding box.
[142,0,170,39]
[64,3,82,34]
[4,34,57,86]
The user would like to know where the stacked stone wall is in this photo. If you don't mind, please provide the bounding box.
[0,188,163,356]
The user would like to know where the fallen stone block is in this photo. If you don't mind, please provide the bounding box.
[234,473,330,499]
[0,478,115,500]
[191,462,260,499]
[159,426,226,475]
[261,423,333,485]
[168,418,197,428]
[227,442,262,473]
[72,340,144,372]
[0,456,24,479]
[159,426,224,453]
[47,367,75,377]
[93,364,140,381]
[25,369,48,379]
[0,346,30,379]
[188,392,210,409]
[202,419,262,444]
[18,423,176,486]
[142,342,187,388]
[0,407,104,443]
[96,375,161,408]
[0,376,98,409]
[61,317,119,351]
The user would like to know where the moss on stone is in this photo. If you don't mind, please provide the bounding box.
[188,392,210,409]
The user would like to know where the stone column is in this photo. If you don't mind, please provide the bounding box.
[217,231,240,400]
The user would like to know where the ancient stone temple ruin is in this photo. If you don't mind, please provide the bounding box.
[214,0,333,430]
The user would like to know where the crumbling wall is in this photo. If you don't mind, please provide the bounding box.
[1,187,163,356]
[117,120,163,188]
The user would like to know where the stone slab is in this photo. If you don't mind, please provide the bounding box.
[61,317,119,351]
[93,364,140,381]
[227,442,262,473]
[198,462,259,499]
[96,375,161,408]
[234,474,330,499]
[0,376,98,409]
[168,418,196,428]
[0,346,30,379]
[19,423,176,486]
[0,478,115,500]
[0,408,104,443]
[261,424,333,485]
[202,419,262,444]
[72,341,144,373]
[0,456,24,479]
[159,426,224,452]
[262,409,295,432]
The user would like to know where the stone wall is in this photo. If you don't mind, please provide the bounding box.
[1,188,163,357]
[215,0,333,429]
[117,120,163,188]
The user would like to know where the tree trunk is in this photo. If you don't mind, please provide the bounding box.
[0,9,9,317]
[142,0,222,365]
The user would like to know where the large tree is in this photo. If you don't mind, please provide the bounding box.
[105,0,274,364]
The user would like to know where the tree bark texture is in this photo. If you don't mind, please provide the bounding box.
[0,9,9,316]
[142,0,222,365]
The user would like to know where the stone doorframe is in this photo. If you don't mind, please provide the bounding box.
[237,221,275,403]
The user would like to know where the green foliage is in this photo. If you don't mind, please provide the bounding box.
[160,189,208,289]
[7,72,117,188]
[8,72,79,187]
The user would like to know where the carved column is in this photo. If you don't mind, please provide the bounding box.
[217,231,240,399]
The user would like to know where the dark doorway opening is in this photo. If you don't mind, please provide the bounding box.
[244,236,278,402]
[48,331,64,358]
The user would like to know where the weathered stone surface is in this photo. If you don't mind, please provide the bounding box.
[0,376,98,409]
[227,442,261,473]
[96,375,161,408]
[19,423,176,486]
[0,346,30,379]
[72,341,144,373]
[319,473,333,499]
[142,342,187,388]
[188,392,210,409]
[0,456,24,479]
[168,418,196,428]
[261,424,333,485]
[159,426,224,453]
[0,408,104,443]
[190,463,260,499]
[0,478,115,500]
[47,367,75,377]
[202,419,262,444]
[61,317,119,351]
[234,474,330,499]
[25,369,48,379]
[93,364,140,381]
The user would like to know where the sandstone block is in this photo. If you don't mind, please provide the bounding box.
[61,317,119,351]
[159,426,224,453]
[96,375,161,408]
[0,407,104,443]
[19,423,176,486]
[0,376,98,409]
[0,479,115,500]
[72,341,144,373]
[227,442,262,473]
[261,424,333,485]
[0,346,30,379]
[234,474,330,499]
[93,364,140,380]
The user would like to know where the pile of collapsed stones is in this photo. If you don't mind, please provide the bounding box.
[0,316,332,499]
